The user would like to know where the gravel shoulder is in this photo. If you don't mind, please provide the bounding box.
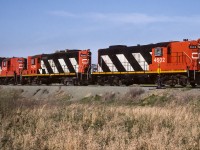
[0,85,146,101]
[1,85,200,102]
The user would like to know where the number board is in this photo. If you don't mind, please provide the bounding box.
[189,45,197,49]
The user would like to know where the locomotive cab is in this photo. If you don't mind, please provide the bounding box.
[78,49,91,74]
[0,57,26,85]
[1,57,26,76]
[149,39,200,87]
[150,40,200,72]
[25,55,42,75]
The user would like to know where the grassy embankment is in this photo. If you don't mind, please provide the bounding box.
[0,88,200,150]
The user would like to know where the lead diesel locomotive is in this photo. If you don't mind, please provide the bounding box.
[0,38,200,87]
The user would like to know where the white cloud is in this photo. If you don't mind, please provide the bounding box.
[48,11,200,24]
[48,11,76,17]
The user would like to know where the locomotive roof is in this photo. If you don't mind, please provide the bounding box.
[31,49,81,58]
[2,57,25,61]
[0,57,6,63]
[99,41,175,51]
[0,57,6,60]
[30,49,81,58]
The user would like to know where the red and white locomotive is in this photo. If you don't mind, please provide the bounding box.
[0,38,200,87]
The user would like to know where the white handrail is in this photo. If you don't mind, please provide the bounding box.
[183,51,192,66]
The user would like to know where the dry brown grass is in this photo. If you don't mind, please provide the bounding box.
[1,101,200,150]
[0,87,200,149]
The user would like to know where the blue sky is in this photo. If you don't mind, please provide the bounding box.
[1,0,200,63]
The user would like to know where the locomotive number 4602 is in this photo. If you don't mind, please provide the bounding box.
[154,57,165,63]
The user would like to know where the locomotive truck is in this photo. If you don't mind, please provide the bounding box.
[0,38,200,87]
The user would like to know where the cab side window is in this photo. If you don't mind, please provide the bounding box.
[31,58,35,65]
[154,47,163,56]
[3,61,6,67]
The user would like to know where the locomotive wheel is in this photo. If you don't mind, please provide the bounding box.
[108,77,114,86]
[37,80,42,85]
[180,83,187,87]
[46,82,51,86]
[118,80,123,86]
[190,82,196,88]
[169,81,176,87]
[114,79,122,86]
[170,80,175,87]
[20,80,25,85]
[67,81,73,86]
[0,79,4,85]
[180,80,187,87]
[125,82,131,86]
[98,82,105,86]
[167,75,177,87]
[97,81,105,86]
[113,77,122,86]
[28,82,32,85]
[109,81,114,86]
[78,81,81,86]
[63,81,68,86]
[63,78,73,86]
[170,84,175,87]
[81,80,89,86]
[9,78,15,85]
[3,79,8,85]
[28,78,32,85]
[73,79,79,86]
[97,78,105,86]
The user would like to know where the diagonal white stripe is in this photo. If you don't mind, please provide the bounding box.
[97,64,103,72]
[40,60,48,74]
[101,55,118,72]
[116,54,134,71]
[132,53,149,70]
[58,59,69,73]
[39,69,42,74]
[48,59,59,73]
[69,58,78,72]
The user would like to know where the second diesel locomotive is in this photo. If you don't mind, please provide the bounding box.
[0,49,91,85]
[0,38,200,87]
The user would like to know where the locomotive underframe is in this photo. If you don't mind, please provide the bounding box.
[0,73,90,86]
[92,71,200,87]
[0,71,200,87]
